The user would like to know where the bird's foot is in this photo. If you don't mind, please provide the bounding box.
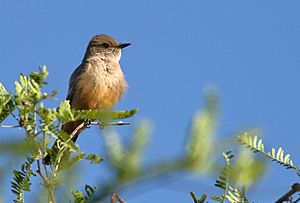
[84,119,92,128]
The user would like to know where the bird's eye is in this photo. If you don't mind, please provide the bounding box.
[102,43,109,48]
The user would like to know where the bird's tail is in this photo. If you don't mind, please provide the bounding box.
[43,120,85,165]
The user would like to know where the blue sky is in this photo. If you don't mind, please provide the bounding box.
[1,1,300,202]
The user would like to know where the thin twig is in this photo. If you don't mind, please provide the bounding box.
[69,121,85,141]
[53,121,86,173]
[37,160,48,183]
[111,192,126,203]
[97,120,131,129]
[0,124,20,128]
[295,197,300,203]
[102,121,131,126]
[275,183,300,203]
[43,162,49,177]
[11,113,20,122]
[53,119,131,172]
[67,120,131,132]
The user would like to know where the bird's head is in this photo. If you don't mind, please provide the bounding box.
[84,34,131,62]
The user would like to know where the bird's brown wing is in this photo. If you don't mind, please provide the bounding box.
[43,64,86,165]
[66,63,84,104]
[63,63,87,139]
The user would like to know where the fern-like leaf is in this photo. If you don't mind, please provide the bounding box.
[104,121,150,182]
[57,100,138,122]
[72,184,97,203]
[212,151,249,203]
[29,66,49,86]
[190,192,207,203]
[185,91,218,172]
[11,157,36,203]
[237,133,300,174]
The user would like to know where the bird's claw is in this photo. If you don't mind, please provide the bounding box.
[84,119,92,128]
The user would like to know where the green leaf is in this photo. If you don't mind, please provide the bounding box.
[72,108,138,121]
[185,93,218,172]
[15,74,27,98]
[276,147,283,160]
[84,184,97,198]
[0,82,9,97]
[60,152,85,171]
[0,140,33,155]
[104,131,124,168]
[237,133,300,174]
[86,153,103,164]
[0,83,15,123]
[11,156,36,203]
[211,195,223,202]
[198,194,207,203]
[29,66,48,86]
[190,192,198,203]
[271,148,275,158]
[72,184,97,203]
[253,135,257,148]
[190,192,207,203]
[57,100,74,122]
[72,190,85,203]
[284,154,291,164]
[57,100,138,123]
[227,190,240,203]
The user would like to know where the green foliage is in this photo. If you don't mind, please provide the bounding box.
[11,156,36,203]
[105,121,150,182]
[29,66,49,86]
[211,151,248,203]
[60,152,86,172]
[57,100,138,123]
[57,101,75,122]
[0,83,15,123]
[185,90,218,172]
[191,131,300,203]
[2,68,295,203]
[213,151,234,201]
[190,192,207,203]
[0,140,33,155]
[237,132,300,175]
[232,147,266,189]
[191,151,249,203]
[71,108,138,122]
[72,184,97,203]
[0,67,137,202]
[86,153,103,164]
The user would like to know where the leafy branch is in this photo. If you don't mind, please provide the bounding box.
[237,133,300,175]
[211,151,248,203]
[11,156,36,203]
[0,67,137,203]
[3,67,296,203]
[191,151,249,203]
[72,184,97,203]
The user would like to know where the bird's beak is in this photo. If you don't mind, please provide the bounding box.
[118,43,131,49]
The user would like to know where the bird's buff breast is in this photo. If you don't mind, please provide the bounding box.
[72,59,127,110]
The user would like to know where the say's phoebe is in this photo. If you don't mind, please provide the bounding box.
[43,34,130,164]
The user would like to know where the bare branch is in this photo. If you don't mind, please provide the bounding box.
[69,122,85,141]
[275,183,300,203]
[111,192,126,203]
[36,160,48,184]
[0,124,20,128]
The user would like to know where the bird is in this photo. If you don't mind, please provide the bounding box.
[43,34,131,165]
